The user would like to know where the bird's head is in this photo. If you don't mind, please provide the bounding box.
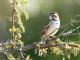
[49,12,60,21]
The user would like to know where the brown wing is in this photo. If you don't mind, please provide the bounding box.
[41,25,50,36]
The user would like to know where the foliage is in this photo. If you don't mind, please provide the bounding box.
[0,0,29,60]
[0,0,80,60]
[33,20,80,60]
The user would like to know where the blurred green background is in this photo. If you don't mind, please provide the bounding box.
[0,0,80,60]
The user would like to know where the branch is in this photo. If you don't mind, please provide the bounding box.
[22,39,80,51]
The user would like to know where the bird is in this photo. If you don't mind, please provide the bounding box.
[41,12,60,40]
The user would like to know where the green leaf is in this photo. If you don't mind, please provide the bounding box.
[51,47,63,55]
[62,57,65,60]
[71,47,79,56]
[4,52,15,60]
[23,11,29,20]
[67,54,71,60]
[16,28,22,33]
[21,0,27,4]
[16,10,25,33]
[16,0,29,21]
[18,40,24,48]
[26,55,32,60]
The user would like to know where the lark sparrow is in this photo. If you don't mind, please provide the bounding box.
[41,12,60,40]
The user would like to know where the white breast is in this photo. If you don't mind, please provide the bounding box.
[47,20,60,36]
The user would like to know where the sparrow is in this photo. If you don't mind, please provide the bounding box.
[41,12,60,40]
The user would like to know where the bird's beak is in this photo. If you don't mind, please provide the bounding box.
[49,16,52,20]
[52,18,57,21]
[49,16,57,21]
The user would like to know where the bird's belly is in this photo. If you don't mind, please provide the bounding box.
[46,24,60,36]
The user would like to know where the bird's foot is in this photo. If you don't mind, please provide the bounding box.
[48,36,57,41]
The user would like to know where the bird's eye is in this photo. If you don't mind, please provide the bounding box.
[52,15,57,18]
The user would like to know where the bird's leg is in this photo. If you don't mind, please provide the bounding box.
[48,36,57,40]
